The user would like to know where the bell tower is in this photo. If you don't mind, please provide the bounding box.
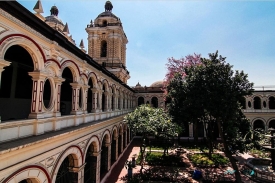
[86,1,130,83]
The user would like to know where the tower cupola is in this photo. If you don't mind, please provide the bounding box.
[86,1,129,84]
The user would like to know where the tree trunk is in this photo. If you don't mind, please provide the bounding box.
[217,120,242,183]
[139,135,147,175]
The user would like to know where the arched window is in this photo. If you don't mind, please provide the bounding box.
[1,45,34,121]
[60,68,73,115]
[101,40,107,57]
[151,97,158,108]
[138,97,144,106]
[87,78,93,113]
[269,120,275,129]
[56,155,75,183]
[84,143,97,183]
[253,96,261,109]
[253,120,265,130]
[102,20,107,27]
[269,97,275,109]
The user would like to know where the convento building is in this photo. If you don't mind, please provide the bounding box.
[0,1,274,183]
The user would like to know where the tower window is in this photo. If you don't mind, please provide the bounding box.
[101,40,107,57]
[103,20,107,27]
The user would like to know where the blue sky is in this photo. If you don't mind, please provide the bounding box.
[18,0,275,89]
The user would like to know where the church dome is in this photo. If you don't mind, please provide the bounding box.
[150,81,164,88]
[45,5,65,31]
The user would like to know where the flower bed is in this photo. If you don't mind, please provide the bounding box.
[189,153,229,167]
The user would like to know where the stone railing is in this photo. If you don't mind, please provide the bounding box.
[0,109,133,143]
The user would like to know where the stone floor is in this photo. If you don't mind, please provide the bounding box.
[104,139,257,183]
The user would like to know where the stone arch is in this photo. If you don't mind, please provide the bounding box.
[138,96,145,106]
[111,125,118,140]
[268,96,275,109]
[44,61,60,77]
[252,118,266,131]
[0,34,45,70]
[102,79,110,92]
[60,60,80,82]
[3,165,51,183]
[101,129,111,145]
[267,118,275,129]
[88,72,98,89]
[151,96,158,108]
[51,145,83,182]
[83,135,100,160]
[80,73,88,85]
[253,95,262,109]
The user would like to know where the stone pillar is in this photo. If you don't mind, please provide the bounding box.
[115,136,118,160]
[98,90,103,112]
[0,59,11,90]
[92,151,101,183]
[106,143,111,170]
[53,77,65,117]
[108,92,112,111]
[28,71,47,119]
[70,164,85,183]
[115,94,119,110]
[83,85,90,113]
[120,132,124,153]
[70,83,82,115]
[91,88,98,113]
[103,91,109,112]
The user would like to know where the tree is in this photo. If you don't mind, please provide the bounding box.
[164,54,202,143]
[124,104,180,174]
[166,51,254,183]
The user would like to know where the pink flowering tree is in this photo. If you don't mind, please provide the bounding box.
[163,54,202,144]
[163,53,201,92]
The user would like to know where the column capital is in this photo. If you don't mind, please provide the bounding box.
[69,163,86,173]
[104,91,110,95]
[28,71,47,80]
[0,59,11,69]
[70,82,82,88]
[91,88,98,93]
[83,85,90,89]
[53,77,65,83]
[91,151,101,156]
[105,142,111,147]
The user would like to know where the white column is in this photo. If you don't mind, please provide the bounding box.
[83,85,90,113]
[98,90,103,112]
[53,77,65,117]
[91,88,98,112]
[70,164,85,183]
[28,71,47,119]
[70,83,82,115]
[106,143,111,170]
[92,151,101,183]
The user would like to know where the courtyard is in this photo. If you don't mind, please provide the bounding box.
[105,138,261,183]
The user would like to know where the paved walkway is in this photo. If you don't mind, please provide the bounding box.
[104,139,257,183]
[104,139,141,183]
